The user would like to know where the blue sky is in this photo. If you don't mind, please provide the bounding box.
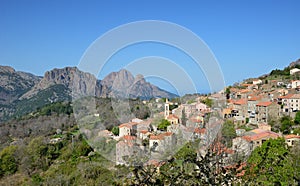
[0,0,299,94]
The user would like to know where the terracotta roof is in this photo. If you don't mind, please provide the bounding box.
[291,94,300,99]
[150,132,173,140]
[284,134,300,139]
[123,135,137,141]
[149,135,164,140]
[242,130,279,142]
[239,89,250,93]
[248,96,261,101]
[139,130,149,134]
[279,94,294,99]
[166,114,179,120]
[234,99,247,105]
[256,101,273,107]
[194,128,206,134]
[119,122,138,128]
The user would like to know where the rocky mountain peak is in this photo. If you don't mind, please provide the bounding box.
[289,59,300,68]
[0,65,16,73]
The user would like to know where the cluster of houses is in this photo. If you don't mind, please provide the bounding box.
[224,75,300,158]
[95,69,300,166]
[109,99,214,166]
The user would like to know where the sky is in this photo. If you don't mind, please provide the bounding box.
[0,0,299,95]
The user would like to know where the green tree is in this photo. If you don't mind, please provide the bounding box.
[221,120,236,147]
[111,126,119,136]
[294,111,300,125]
[157,119,171,131]
[225,87,231,99]
[280,116,293,134]
[243,138,297,185]
[0,146,18,177]
[202,98,213,107]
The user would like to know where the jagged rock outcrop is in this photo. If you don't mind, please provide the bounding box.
[19,67,176,101]
[0,65,41,104]
[101,69,177,99]
[289,58,300,68]
[20,67,102,100]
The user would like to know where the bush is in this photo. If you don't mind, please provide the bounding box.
[157,119,171,131]
[0,146,18,176]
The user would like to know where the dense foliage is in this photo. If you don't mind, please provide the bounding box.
[244,138,299,185]
[157,119,171,131]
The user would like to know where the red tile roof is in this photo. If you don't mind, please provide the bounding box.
[248,96,261,101]
[234,99,247,105]
[123,135,137,141]
[279,94,294,99]
[166,114,179,120]
[256,101,273,107]
[284,134,300,139]
[242,131,279,142]
[150,132,173,140]
[194,128,206,134]
[119,122,138,128]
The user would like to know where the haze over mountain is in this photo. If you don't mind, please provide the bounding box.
[0,65,177,122]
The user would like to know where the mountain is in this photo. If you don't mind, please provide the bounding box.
[289,58,300,68]
[101,69,178,99]
[20,67,102,100]
[0,66,177,122]
[0,65,41,105]
[21,67,177,100]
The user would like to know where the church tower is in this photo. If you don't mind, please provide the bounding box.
[164,98,169,118]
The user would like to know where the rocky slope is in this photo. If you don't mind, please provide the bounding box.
[101,69,177,99]
[21,67,177,100]
[0,65,41,105]
[0,66,177,122]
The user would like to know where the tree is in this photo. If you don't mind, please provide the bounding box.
[126,140,239,185]
[294,111,300,125]
[157,119,171,131]
[111,126,119,136]
[202,98,213,108]
[225,87,231,100]
[221,120,236,148]
[0,146,18,177]
[280,116,293,134]
[243,138,297,185]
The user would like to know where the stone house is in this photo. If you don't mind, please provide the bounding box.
[232,99,248,118]
[255,101,280,123]
[284,134,300,147]
[119,122,138,137]
[166,114,179,124]
[116,135,142,165]
[281,94,300,114]
[149,132,175,153]
[232,129,280,157]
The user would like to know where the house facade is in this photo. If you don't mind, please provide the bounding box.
[119,122,138,137]
[281,94,300,113]
[255,101,280,123]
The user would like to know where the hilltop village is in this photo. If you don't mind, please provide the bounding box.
[96,66,300,167]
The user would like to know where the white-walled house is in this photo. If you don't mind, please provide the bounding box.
[119,122,138,137]
[290,68,300,75]
[284,134,300,147]
[253,79,262,85]
[292,80,300,89]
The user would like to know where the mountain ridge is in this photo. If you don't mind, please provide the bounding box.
[0,65,177,122]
